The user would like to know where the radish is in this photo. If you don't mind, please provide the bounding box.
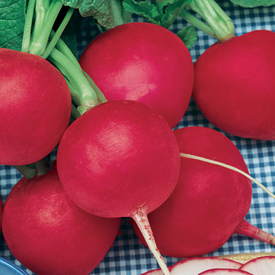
[0,48,71,165]
[142,257,242,275]
[0,0,106,167]
[2,164,121,275]
[193,30,275,139]
[199,269,253,275]
[239,256,275,274]
[133,126,275,258]
[57,100,181,274]
[178,0,275,139]
[79,22,194,128]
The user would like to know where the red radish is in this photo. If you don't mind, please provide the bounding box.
[0,48,71,165]
[142,257,242,275]
[178,1,275,139]
[133,126,275,258]
[79,22,194,128]
[193,30,275,140]
[239,256,275,274]
[199,269,253,275]
[57,100,181,274]
[2,164,121,275]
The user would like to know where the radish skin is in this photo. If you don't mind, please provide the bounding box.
[57,100,181,275]
[180,153,275,200]
[193,30,275,140]
[79,22,194,128]
[133,127,275,258]
[2,165,121,275]
[0,48,71,165]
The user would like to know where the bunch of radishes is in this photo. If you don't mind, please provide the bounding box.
[1,0,275,275]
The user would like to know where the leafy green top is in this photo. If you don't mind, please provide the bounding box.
[122,0,197,48]
[61,0,115,28]
[229,0,275,7]
[0,0,25,51]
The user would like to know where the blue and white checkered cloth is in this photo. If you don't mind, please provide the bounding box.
[1,1,275,274]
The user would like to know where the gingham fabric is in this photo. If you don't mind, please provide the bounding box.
[1,1,275,274]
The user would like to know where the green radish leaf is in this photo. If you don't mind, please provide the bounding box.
[123,0,191,29]
[61,0,114,29]
[122,0,161,25]
[156,0,177,7]
[0,0,25,50]
[229,0,275,7]
[176,25,197,49]
[161,0,190,28]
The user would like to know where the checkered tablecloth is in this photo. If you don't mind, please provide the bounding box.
[1,1,275,274]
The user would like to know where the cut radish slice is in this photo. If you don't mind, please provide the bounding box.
[240,256,275,274]
[141,257,243,275]
[199,268,253,274]
[170,257,242,275]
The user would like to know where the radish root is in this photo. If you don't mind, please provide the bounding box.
[180,153,275,200]
[133,204,171,275]
[235,219,275,245]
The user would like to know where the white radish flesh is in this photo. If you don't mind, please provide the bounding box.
[239,256,275,274]
[141,257,242,275]
[199,269,254,275]
[170,258,242,275]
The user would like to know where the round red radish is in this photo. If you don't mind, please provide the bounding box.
[133,126,259,257]
[57,100,180,218]
[57,100,181,274]
[0,48,71,165]
[240,256,275,274]
[199,269,253,275]
[79,22,194,128]
[193,30,275,140]
[2,164,121,275]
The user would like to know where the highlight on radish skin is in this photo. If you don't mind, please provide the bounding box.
[132,126,275,258]
[2,165,121,275]
[57,100,181,274]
